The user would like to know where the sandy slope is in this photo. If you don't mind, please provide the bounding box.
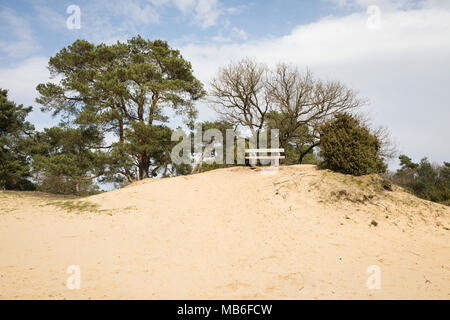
[0,165,449,299]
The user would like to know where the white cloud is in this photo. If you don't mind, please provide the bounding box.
[211,26,248,42]
[148,0,224,28]
[421,0,450,10]
[194,0,222,28]
[325,0,418,10]
[180,4,450,166]
[181,7,450,80]
[111,0,160,24]
[81,0,223,35]
[0,7,38,58]
[172,0,196,13]
[0,56,53,129]
[226,5,248,15]
[33,5,67,31]
[231,27,248,40]
[211,34,231,42]
[29,0,223,40]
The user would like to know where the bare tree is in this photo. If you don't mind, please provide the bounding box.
[210,60,368,164]
[266,63,367,163]
[210,58,270,143]
[355,113,398,162]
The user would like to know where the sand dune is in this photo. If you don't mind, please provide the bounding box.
[0,165,449,299]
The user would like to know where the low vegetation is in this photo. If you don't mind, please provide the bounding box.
[49,200,101,213]
[391,155,450,205]
[318,113,387,176]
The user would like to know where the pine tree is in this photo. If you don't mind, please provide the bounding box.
[36,36,205,182]
[0,89,35,190]
[31,126,105,194]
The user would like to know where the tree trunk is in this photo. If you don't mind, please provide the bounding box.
[119,118,124,142]
[163,163,168,177]
[298,143,319,164]
[171,160,175,177]
[191,139,215,175]
[151,166,160,177]
[149,94,159,125]
[138,153,151,180]
[126,174,133,183]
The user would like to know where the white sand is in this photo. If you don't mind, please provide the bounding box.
[0,165,449,299]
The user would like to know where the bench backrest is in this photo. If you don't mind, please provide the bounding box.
[244,148,285,166]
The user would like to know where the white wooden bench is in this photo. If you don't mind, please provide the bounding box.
[245,148,285,167]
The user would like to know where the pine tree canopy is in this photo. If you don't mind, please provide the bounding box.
[36,36,206,181]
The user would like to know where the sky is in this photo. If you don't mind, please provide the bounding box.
[0,0,449,169]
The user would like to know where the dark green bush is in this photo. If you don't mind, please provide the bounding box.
[0,88,36,190]
[319,113,387,176]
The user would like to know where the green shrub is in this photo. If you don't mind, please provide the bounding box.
[393,156,450,205]
[319,113,387,176]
